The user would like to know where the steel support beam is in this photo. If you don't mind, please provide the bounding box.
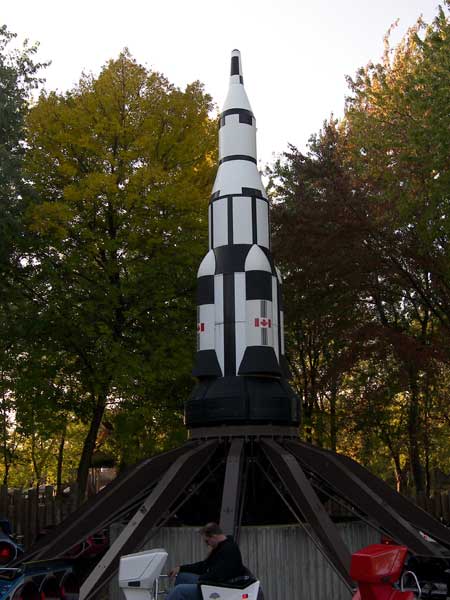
[261,439,353,587]
[18,462,139,563]
[220,439,245,538]
[286,441,441,557]
[335,451,450,550]
[27,443,195,562]
[79,440,218,600]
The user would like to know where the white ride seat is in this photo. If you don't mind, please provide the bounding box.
[118,548,261,600]
[200,579,260,600]
[119,549,168,600]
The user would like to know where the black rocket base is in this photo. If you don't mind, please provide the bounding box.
[18,50,450,600]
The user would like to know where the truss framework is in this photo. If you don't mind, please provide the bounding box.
[17,430,450,600]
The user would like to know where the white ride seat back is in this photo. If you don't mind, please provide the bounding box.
[200,580,260,600]
[119,549,168,600]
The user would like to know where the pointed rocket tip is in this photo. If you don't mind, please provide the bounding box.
[222,49,252,113]
[230,49,243,83]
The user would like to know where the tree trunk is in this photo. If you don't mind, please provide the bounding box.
[408,370,425,494]
[0,372,10,487]
[392,454,408,494]
[302,401,313,443]
[56,426,66,497]
[423,374,432,497]
[314,401,325,448]
[76,392,107,505]
[2,463,9,487]
[329,379,338,453]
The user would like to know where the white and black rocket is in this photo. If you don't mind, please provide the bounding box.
[186,50,299,427]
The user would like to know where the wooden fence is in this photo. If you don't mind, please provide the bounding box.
[2,483,449,552]
[0,484,78,549]
[415,491,450,522]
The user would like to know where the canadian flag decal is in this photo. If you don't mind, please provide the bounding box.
[254,318,271,328]
[197,323,205,333]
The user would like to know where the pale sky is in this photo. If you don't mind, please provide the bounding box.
[3,0,440,166]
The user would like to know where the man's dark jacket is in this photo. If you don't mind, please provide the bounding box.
[179,536,245,583]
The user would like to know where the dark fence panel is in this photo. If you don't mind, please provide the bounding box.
[1,482,449,551]
[0,485,77,547]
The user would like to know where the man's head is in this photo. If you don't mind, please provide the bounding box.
[200,522,227,548]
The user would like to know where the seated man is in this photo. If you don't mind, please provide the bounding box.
[168,522,246,600]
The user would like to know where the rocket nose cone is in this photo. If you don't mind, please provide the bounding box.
[222,49,252,114]
[230,49,243,83]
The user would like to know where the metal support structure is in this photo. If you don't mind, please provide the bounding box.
[255,458,303,522]
[286,441,441,557]
[234,452,249,545]
[80,440,218,600]
[20,432,450,600]
[335,451,450,549]
[17,461,140,563]
[261,439,353,587]
[220,439,245,538]
[254,457,356,588]
[27,443,195,563]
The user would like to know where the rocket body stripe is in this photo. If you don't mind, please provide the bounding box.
[245,271,272,301]
[272,276,280,361]
[280,310,285,356]
[219,155,257,165]
[256,199,269,248]
[227,197,234,245]
[198,304,215,350]
[232,197,253,245]
[251,198,257,244]
[220,108,253,119]
[209,203,214,249]
[234,272,246,374]
[223,273,236,376]
[197,276,214,304]
[214,275,225,375]
[213,198,228,247]
[211,193,268,204]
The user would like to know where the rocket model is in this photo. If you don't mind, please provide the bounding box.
[186,50,299,427]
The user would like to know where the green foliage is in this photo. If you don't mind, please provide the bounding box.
[0,25,49,488]
[21,50,216,498]
[271,4,450,494]
[0,41,217,497]
[0,25,47,271]
[344,6,450,335]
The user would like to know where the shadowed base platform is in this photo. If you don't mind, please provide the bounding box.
[16,427,450,600]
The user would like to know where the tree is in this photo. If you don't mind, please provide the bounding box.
[270,4,450,494]
[22,50,217,501]
[270,121,372,449]
[343,4,450,492]
[0,25,47,278]
[344,5,450,340]
[0,25,47,486]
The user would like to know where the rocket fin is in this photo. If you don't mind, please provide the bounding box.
[192,349,222,377]
[238,346,281,376]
